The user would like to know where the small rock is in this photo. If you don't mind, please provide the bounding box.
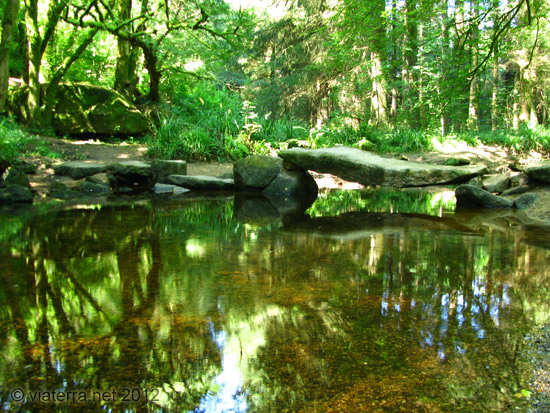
[502,185,530,196]
[514,193,538,210]
[444,157,471,166]
[510,173,528,187]
[482,174,510,193]
[357,139,376,152]
[153,183,189,194]
[455,184,513,209]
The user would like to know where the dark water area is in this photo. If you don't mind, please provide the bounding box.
[1,188,549,412]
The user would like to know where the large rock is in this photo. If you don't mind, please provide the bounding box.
[0,184,33,203]
[524,161,550,183]
[108,161,151,189]
[54,161,108,179]
[8,83,149,136]
[278,147,487,187]
[455,184,513,209]
[164,175,234,190]
[234,156,282,189]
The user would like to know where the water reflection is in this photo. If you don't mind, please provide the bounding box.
[0,190,549,411]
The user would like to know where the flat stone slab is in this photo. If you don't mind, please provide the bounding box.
[278,147,487,187]
[54,161,108,179]
[164,175,234,190]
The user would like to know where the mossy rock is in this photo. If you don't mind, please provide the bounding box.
[233,156,283,189]
[52,83,149,135]
[8,83,149,136]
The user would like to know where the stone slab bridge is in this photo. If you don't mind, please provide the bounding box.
[278,147,488,188]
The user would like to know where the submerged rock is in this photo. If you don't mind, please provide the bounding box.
[80,180,111,194]
[164,175,234,190]
[278,147,487,187]
[455,184,513,209]
[153,183,190,194]
[514,193,538,210]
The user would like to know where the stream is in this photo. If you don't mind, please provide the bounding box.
[0,187,549,411]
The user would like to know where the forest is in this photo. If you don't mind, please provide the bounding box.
[1,0,550,163]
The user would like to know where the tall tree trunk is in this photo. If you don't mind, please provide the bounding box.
[141,41,160,102]
[418,20,426,128]
[402,0,419,128]
[0,0,20,113]
[370,0,388,125]
[370,52,387,125]
[491,48,499,130]
[467,0,480,130]
[439,0,451,136]
[23,0,43,126]
[491,0,499,130]
[113,0,133,96]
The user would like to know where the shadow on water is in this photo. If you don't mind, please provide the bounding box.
[0,188,549,411]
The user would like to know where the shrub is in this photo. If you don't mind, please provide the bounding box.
[0,117,30,172]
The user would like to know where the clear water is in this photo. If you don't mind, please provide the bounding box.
[0,188,549,412]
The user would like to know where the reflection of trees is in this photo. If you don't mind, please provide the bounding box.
[239,215,547,411]
[0,196,549,411]
[0,205,222,411]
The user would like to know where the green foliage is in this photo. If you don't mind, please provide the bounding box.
[0,117,30,169]
[440,126,550,154]
[147,83,250,161]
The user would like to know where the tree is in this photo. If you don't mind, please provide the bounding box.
[0,0,20,113]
